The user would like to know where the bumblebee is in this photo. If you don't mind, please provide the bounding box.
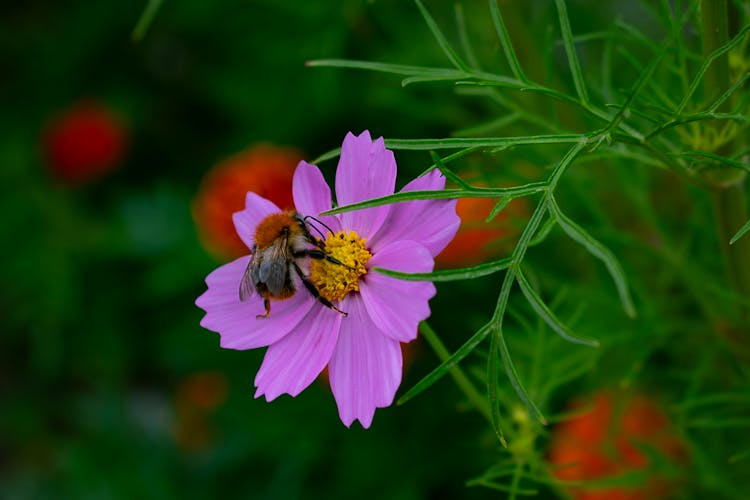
[239,211,347,318]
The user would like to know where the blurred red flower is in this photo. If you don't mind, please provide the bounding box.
[193,144,301,259]
[548,391,686,500]
[435,196,527,268]
[42,100,128,184]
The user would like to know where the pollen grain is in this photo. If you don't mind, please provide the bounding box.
[310,231,371,302]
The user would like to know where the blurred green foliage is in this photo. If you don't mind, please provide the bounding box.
[0,1,503,498]
[2,0,750,499]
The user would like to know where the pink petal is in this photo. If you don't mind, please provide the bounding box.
[232,193,282,250]
[371,169,460,257]
[334,131,395,239]
[328,295,402,429]
[292,161,341,235]
[254,304,342,401]
[360,240,436,342]
[195,256,315,350]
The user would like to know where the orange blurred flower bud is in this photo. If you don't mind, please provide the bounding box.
[193,144,302,259]
[548,390,687,500]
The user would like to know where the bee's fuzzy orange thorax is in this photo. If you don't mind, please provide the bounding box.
[253,212,297,249]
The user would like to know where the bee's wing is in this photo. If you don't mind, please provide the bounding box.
[239,256,258,302]
[258,241,293,297]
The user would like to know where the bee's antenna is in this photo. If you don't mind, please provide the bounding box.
[303,215,336,239]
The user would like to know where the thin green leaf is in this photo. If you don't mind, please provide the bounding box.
[306,59,465,78]
[485,151,586,428]
[730,218,750,245]
[321,184,547,215]
[617,93,676,117]
[401,74,472,86]
[516,267,600,347]
[497,303,548,425]
[429,151,470,188]
[539,351,598,400]
[463,72,528,86]
[487,323,504,443]
[417,146,482,177]
[132,0,164,42]
[461,77,620,127]
[605,103,669,124]
[646,111,750,140]
[547,141,588,190]
[615,19,666,54]
[466,479,538,495]
[552,30,613,46]
[708,71,750,112]
[373,257,512,282]
[675,24,750,114]
[488,0,527,82]
[453,113,521,137]
[397,322,493,405]
[613,47,679,115]
[457,80,581,107]
[489,205,551,427]
[547,195,636,318]
[385,134,586,150]
[314,131,579,163]
[600,32,669,136]
[679,151,750,174]
[488,269,517,436]
[486,197,512,222]
[578,146,664,169]
[315,131,583,165]
[601,27,614,103]
[414,0,471,71]
[455,2,480,69]
[457,86,563,133]
[671,0,695,97]
[462,78,644,140]
[613,133,686,173]
[528,217,557,247]
[474,460,518,479]
[554,0,590,105]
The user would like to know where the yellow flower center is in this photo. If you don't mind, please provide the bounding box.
[310,231,371,302]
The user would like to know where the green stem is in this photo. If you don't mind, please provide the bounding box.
[418,322,495,426]
[700,0,750,325]
[710,184,750,308]
[701,0,729,103]
[131,0,164,42]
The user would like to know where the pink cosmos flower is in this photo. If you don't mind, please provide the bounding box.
[195,130,460,428]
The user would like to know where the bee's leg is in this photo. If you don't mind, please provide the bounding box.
[292,262,348,316]
[310,236,327,250]
[256,298,272,319]
[293,249,351,268]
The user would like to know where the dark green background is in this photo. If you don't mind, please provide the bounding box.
[2,1,749,498]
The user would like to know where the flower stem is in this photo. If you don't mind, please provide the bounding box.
[700,0,750,325]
